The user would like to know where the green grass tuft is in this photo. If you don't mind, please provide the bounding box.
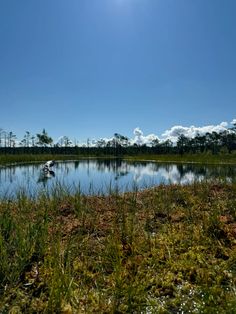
[1,182,236,312]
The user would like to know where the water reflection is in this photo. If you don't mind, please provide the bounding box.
[0,159,235,198]
[37,170,55,187]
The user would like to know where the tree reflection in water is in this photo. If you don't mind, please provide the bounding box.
[0,159,235,198]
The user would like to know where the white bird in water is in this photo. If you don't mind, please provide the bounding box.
[38,160,55,184]
[42,160,55,174]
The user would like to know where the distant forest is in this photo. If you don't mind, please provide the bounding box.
[0,125,236,156]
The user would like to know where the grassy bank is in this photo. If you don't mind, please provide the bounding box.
[1,182,236,312]
[0,154,81,165]
[125,153,236,165]
[0,152,236,166]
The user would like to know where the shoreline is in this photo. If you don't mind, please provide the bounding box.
[0,153,236,167]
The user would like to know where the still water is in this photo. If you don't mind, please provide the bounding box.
[0,159,235,198]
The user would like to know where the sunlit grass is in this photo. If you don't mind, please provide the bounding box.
[125,152,236,164]
[0,152,236,167]
[1,182,236,312]
[0,154,80,166]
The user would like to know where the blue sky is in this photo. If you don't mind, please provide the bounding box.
[0,0,235,143]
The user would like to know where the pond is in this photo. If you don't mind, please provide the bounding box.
[0,159,235,198]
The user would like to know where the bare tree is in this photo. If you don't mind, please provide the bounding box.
[0,128,4,148]
[8,132,17,147]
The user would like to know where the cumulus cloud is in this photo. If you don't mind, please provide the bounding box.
[87,119,234,147]
[55,136,65,145]
[55,135,73,147]
[132,127,159,146]
[92,130,159,147]
[161,121,229,143]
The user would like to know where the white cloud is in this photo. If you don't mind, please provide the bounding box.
[220,121,228,128]
[93,131,160,147]
[55,135,73,147]
[161,121,229,143]
[131,127,159,146]
[77,119,233,148]
[55,136,64,144]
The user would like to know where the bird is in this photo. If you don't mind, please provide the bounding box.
[42,160,55,174]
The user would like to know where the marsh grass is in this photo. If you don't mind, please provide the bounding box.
[125,153,236,165]
[1,182,236,312]
[0,152,236,167]
[0,154,82,166]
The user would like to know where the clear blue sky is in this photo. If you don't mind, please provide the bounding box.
[0,0,235,142]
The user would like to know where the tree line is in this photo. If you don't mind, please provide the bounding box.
[0,125,236,155]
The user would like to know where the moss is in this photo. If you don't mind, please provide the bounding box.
[1,183,236,312]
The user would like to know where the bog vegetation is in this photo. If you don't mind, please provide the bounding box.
[0,182,236,312]
[1,124,236,312]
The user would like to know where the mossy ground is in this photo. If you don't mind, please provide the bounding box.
[1,182,236,313]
